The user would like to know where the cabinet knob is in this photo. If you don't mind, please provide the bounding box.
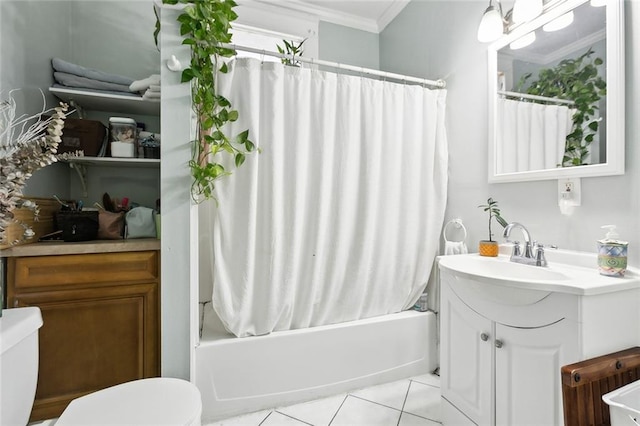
[495,339,504,349]
[480,332,489,341]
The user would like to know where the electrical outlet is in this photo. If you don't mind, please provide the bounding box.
[558,178,581,206]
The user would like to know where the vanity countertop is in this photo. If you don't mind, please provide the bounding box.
[438,252,640,296]
[0,239,160,257]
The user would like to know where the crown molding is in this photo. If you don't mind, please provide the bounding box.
[377,0,411,32]
[239,0,409,34]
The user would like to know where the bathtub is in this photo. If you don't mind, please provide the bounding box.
[196,303,437,422]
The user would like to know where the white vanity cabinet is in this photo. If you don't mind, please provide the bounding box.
[439,259,640,426]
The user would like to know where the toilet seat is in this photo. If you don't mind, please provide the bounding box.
[55,378,202,426]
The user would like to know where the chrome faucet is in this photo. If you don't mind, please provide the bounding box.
[502,222,547,267]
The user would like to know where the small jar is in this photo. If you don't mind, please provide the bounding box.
[109,117,137,158]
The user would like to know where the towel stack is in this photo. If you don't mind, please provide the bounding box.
[129,75,161,102]
[52,58,136,94]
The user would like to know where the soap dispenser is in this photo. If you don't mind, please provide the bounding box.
[597,225,628,277]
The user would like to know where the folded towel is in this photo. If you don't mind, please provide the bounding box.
[54,72,133,93]
[142,89,161,101]
[52,58,134,86]
[148,84,161,93]
[130,74,161,93]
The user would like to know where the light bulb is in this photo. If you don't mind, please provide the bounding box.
[477,6,504,42]
[543,11,574,32]
[512,0,543,24]
[510,31,536,50]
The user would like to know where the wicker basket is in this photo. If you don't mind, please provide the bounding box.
[0,197,63,249]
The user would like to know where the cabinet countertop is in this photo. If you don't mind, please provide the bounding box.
[0,239,160,257]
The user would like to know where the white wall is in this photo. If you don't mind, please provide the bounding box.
[319,21,380,69]
[381,1,640,267]
[1,0,72,198]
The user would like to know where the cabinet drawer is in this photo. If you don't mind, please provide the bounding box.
[10,251,158,290]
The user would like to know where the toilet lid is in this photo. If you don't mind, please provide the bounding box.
[56,378,202,426]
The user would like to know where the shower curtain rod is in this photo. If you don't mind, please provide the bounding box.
[498,90,575,106]
[219,43,446,89]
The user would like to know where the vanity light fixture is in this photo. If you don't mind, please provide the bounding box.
[543,10,574,31]
[512,0,544,24]
[477,0,505,42]
[510,31,536,50]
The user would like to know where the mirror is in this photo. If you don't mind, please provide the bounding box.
[488,0,624,183]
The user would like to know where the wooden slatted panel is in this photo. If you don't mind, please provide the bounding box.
[562,347,640,426]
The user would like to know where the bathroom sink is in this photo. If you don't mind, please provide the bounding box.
[438,247,640,295]
[443,254,569,283]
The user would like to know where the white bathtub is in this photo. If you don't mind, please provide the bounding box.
[195,303,437,422]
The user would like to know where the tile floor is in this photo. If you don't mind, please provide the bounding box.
[29,373,441,426]
[203,373,441,426]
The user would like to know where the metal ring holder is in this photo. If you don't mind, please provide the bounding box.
[443,219,467,243]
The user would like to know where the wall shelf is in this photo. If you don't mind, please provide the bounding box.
[50,86,160,116]
[63,157,160,197]
[65,157,160,168]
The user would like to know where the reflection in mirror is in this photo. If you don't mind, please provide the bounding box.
[488,0,624,183]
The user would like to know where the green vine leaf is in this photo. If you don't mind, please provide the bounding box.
[235,153,245,168]
[160,0,256,202]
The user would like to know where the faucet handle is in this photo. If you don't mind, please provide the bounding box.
[510,241,521,257]
[535,244,547,267]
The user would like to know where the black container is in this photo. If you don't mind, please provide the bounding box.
[55,211,99,242]
[143,146,160,159]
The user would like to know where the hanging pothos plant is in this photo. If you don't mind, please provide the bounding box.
[515,48,606,167]
[159,0,256,201]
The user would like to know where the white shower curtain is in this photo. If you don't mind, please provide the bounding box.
[202,58,448,337]
[497,98,574,173]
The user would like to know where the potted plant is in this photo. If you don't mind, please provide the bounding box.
[515,48,605,167]
[477,197,508,257]
[277,39,306,67]
[156,0,257,201]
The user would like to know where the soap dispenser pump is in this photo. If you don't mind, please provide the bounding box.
[597,225,628,277]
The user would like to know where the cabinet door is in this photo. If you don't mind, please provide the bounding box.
[441,279,493,426]
[15,282,159,421]
[495,320,579,426]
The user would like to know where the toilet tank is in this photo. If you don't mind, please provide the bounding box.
[1,307,43,426]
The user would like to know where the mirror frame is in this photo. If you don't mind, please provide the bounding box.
[487,0,624,183]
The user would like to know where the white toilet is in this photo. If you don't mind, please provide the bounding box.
[0,307,202,426]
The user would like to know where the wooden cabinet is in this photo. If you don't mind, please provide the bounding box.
[6,250,160,422]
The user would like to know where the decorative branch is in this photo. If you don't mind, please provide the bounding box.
[0,89,73,245]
